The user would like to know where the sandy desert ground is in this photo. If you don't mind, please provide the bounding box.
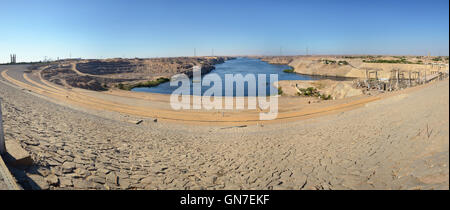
[0,63,448,190]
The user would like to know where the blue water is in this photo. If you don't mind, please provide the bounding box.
[132,58,316,96]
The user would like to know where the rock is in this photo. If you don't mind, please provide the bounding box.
[74,168,90,178]
[27,174,50,190]
[50,166,63,176]
[5,140,33,166]
[129,119,143,125]
[140,177,153,185]
[292,174,308,189]
[106,172,118,186]
[73,179,90,189]
[130,174,146,182]
[97,168,110,175]
[87,175,106,184]
[116,171,129,179]
[90,182,106,190]
[272,185,289,190]
[203,176,217,184]
[37,167,51,177]
[24,141,40,146]
[46,174,59,186]
[46,159,61,166]
[119,178,131,189]
[280,171,293,181]
[50,156,65,164]
[59,177,73,187]
[62,162,76,173]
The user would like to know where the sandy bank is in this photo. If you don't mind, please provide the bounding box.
[277,79,363,99]
[260,56,449,79]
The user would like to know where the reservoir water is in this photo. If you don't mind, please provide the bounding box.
[132,57,316,96]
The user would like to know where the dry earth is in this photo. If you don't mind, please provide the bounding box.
[0,64,448,190]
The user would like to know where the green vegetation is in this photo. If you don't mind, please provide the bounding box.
[322,60,349,65]
[297,87,321,97]
[362,58,416,64]
[283,69,295,73]
[322,60,336,65]
[117,83,126,90]
[278,87,283,95]
[337,60,349,65]
[342,55,382,59]
[117,77,170,90]
[297,87,332,100]
[320,94,332,100]
[432,57,443,62]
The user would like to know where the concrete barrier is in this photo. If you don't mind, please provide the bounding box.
[0,100,5,155]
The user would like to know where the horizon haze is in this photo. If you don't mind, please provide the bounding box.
[0,0,449,63]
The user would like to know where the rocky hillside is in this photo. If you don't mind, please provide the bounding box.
[262,56,449,79]
[277,79,363,99]
[37,57,234,91]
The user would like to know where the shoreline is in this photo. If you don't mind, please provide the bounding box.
[2,65,446,126]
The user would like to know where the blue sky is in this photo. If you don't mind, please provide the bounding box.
[0,0,448,63]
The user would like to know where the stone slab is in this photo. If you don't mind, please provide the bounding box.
[4,140,33,167]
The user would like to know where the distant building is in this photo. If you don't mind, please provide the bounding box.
[10,54,16,64]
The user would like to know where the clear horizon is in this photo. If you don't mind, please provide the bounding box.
[1,0,449,63]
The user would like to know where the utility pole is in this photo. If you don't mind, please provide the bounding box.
[280,47,282,56]
[194,48,197,57]
[306,47,309,56]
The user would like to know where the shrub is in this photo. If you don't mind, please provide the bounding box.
[432,57,442,62]
[338,60,349,65]
[118,77,170,91]
[321,94,332,100]
[297,87,320,97]
[322,60,336,65]
[278,87,283,95]
[363,59,414,64]
[297,87,332,100]
[283,69,295,73]
[117,83,127,90]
